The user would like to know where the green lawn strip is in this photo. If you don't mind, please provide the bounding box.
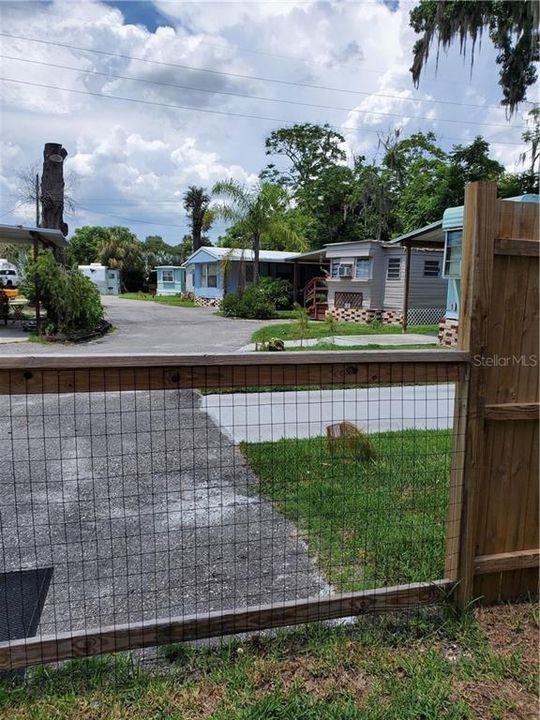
[119,292,195,307]
[284,342,440,351]
[241,429,452,591]
[251,321,439,343]
[3,605,536,719]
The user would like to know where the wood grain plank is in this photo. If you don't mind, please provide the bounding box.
[0,361,466,395]
[0,350,468,371]
[494,238,540,256]
[474,549,539,575]
[0,580,450,671]
[484,403,540,421]
[453,182,498,608]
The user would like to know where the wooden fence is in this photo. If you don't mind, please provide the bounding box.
[446,182,539,606]
[0,182,537,672]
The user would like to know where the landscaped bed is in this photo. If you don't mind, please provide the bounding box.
[251,321,439,344]
[241,429,451,591]
[2,602,537,719]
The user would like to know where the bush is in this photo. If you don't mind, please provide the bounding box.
[255,277,291,309]
[221,278,292,319]
[23,250,104,336]
[221,285,275,319]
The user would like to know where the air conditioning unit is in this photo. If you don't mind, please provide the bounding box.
[338,265,352,278]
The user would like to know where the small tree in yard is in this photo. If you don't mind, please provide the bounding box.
[212,180,302,282]
[325,312,338,344]
[293,303,310,347]
[23,250,103,337]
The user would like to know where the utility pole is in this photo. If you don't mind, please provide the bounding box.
[35,173,40,227]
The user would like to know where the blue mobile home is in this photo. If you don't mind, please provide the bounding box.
[155,266,186,296]
[440,194,539,343]
[183,246,306,306]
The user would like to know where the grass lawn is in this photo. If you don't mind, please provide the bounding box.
[242,429,451,591]
[119,292,195,307]
[2,603,537,719]
[251,321,439,344]
[285,342,440,352]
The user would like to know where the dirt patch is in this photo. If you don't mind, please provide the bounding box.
[454,679,538,720]
[249,657,372,701]
[475,603,539,670]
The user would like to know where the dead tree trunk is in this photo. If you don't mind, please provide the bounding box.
[40,143,68,237]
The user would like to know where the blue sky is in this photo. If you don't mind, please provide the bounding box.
[0,1,535,244]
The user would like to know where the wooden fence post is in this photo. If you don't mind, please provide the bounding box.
[448,181,498,608]
[448,181,539,608]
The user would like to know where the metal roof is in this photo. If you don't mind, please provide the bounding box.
[185,246,299,264]
[0,224,66,249]
[389,220,444,248]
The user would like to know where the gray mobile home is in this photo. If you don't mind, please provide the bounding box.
[324,239,447,325]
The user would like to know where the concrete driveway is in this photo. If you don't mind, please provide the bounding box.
[201,384,456,443]
[0,296,275,355]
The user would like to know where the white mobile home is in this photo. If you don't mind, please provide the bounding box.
[78,263,121,295]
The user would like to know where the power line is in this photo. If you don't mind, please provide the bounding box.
[0,76,526,147]
[76,204,188,229]
[1,53,521,131]
[0,30,510,112]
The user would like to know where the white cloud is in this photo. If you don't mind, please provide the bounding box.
[0,0,532,240]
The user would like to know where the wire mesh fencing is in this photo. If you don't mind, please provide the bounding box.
[0,355,465,675]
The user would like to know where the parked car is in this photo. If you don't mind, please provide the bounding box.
[0,268,19,288]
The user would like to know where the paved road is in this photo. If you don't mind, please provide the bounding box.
[201,384,456,443]
[2,390,328,640]
[0,296,275,354]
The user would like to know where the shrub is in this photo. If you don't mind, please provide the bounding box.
[23,250,104,336]
[221,284,276,319]
[255,277,291,309]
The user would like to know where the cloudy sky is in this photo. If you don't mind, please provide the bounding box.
[0,0,535,244]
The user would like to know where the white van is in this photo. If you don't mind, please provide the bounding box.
[0,265,19,288]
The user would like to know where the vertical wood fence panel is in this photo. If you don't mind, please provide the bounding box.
[448,182,539,606]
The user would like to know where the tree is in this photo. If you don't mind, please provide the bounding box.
[409,1,539,115]
[261,123,347,195]
[183,186,210,252]
[382,131,449,232]
[444,136,505,205]
[98,226,145,291]
[65,226,109,266]
[212,180,303,281]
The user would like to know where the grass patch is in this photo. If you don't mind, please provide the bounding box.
[284,342,440,351]
[241,429,452,591]
[119,292,195,307]
[2,604,537,719]
[251,321,439,343]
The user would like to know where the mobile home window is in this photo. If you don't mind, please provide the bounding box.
[423,260,440,277]
[355,257,370,279]
[162,270,174,282]
[201,263,218,288]
[443,230,462,278]
[387,257,401,280]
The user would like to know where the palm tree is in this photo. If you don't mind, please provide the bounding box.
[212,180,302,283]
[183,186,210,252]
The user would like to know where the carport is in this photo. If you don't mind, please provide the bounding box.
[0,223,66,333]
